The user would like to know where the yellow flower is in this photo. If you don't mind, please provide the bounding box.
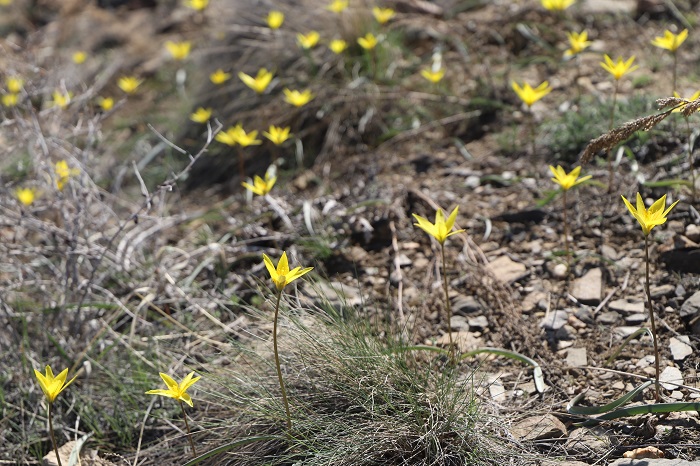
[210,69,231,84]
[266,10,284,29]
[16,187,37,206]
[263,251,314,291]
[672,90,700,113]
[215,125,243,146]
[242,172,277,196]
[263,125,291,145]
[234,127,262,147]
[184,0,208,11]
[238,68,273,94]
[600,55,638,81]
[297,31,320,49]
[190,107,212,123]
[329,39,348,54]
[372,6,395,24]
[511,81,551,107]
[326,0,348,13]
[6,76,23,93]
[145,372,200,408]
[118,76,142,94]
[165,40,191,61]
[34,365,77,403]
[412,206,465,245]
[651,29,688,53]
[564,30,591,57]
[549,165,591,191]
[541,0,575,10]
[72,51,87,64]
[420,67,445,83]
[52,90,72,109]
[97,96,114,111]
[55,160,79,190]
[0,0,13,5]
[2,93,19,107]
[357,32,378,50]
[283,88,314,107]
[621,193,679,236]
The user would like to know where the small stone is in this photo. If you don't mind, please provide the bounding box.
[609,299,645,315]
[625,313,648,325]
[680,290,700,318]
[555,324,577,340]
[685,224,700,242]
[541,310,569,330]
[571,268,603,305]
[597,311,619,324]
[614,326,642,338]
[468,315,489,329]
[465,175,481,188]
[510,414,567,441]
[600,244,618,260]
[636,355,656,369]
[452,294,481,314]
[551,263,568,278]
[566,348,587,367]
[575,308,594,324]
[651,284,675,298]
[669,336,693,361]
[523,290,547,312]
[659,366,684,391]
[450,315,470,331]
[669,390,685,400]
[568,314,587,329]
[396,254,412,267]
[487,255,528,284]
[488,378,506,402]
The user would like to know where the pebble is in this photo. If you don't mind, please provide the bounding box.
[468,315,489,329]
[571,268,603,305]
[487,255,529,284]
[669,336,693,361]
[541,310,569,330]
[625,313,648,325]
[449,315,470,331]
[575,307,594,324]
[609,299,645,315]
[551,263,568,279]
[510,414,567,441]
[600,244,618,260]
[650,284,675,298]
[685,224,700,242]
[659,366,684,391]
[555,325,577,340]
[566,347,587,367]
[614,326,642,338]
[597,311,619,324]
[680,290,700,318]
[452,294,481,314]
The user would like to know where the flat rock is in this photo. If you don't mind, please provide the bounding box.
[541,310,569,330]
[436,331,483,352]
[487,255,528,284]
[510,414,567,441]
[651,284,675,298]
[449,315,470,331]
[686,224,700,242]
[452,294,481,314]
[609,299,645,315]
[680,290,700,318]
[581,0,636,14]
[625,313,648,325]
[659,366,684,390]
[571,268,603,305]
[468,315,489,329]
[600,244,618,260]
[305,281,363,307]
[566,347,587,367]
[564,427,610,456]
[597,311,619,324]
[610,459,700,466]
[669,336,693,361]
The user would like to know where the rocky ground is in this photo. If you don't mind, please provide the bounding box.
[3,0,700,464]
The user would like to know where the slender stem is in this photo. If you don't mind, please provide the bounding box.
[528,110,535,156]
[644,235,661,402]
[607,80,619,192]
[672,52,677,96]
[237,147,245,180]
[440,243,455,364]
[273,290,292,430]
[686,117,696,203]
[48,403,63,466]
[179,400,197,458]
[562,189,570,273]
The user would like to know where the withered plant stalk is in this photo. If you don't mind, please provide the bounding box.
[607,80,620,191]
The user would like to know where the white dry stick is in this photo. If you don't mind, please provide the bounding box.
[264,194,294,230]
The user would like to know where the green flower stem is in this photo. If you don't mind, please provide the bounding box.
[440,243,455,364]
[562,189,570,271]
[273,290,292,431]
[528,111,535,156]
[672,51,677,96]
[644,235,661,402]
[685,117,696,202]
[179,400,197,458]
[48,403,63,466]
[607,80,619,192]
[237,147,245,180]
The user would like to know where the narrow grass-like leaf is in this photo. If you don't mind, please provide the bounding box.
[183,436,281,466]
[460,348,546,394]
[567,381,652,415]
[605,327,653,367]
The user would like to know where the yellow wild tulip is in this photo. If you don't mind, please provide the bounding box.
[622,193,679,236]
[118,76,142,94]
[564,31,591,57]
[233,127,262,147]
[283,88,314,107]
[421,67,445,83]
[184,0,208,11]
[549,165,591,191]
[672,90,700,113]
[357,32,378,50]
[210,69,231,84]
[326,0,348,13]
[297,31,320,49]
[541,0,575,10]
[266,10,284,29]
[238,68,273,94]
[55,160,80,190]
[372,6,395,24]
[52,90,72,109]
[97,96,114,111]
[511,81,551,107]
[35,365,77,404]
[600,55,638,81]
[146,371,200,407]
[263,251,314,291]
[190,107,212,123]
[412,206,464,245]
[263,125,291,145]
[215,125,243,146]
[6,76,23,93]
[242,173,277,196]
[651,29,688,53]
[2,93,19,107]
[16,187,37,206]
[329,39,348,54]
[72,51,87,64]
[165,40,191,60]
